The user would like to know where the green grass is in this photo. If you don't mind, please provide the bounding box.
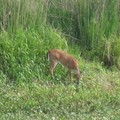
[0,61,120,120]
[0,27,68,83]
[0,27,120,120]
[0,0,120,119]
[1,0,120,67]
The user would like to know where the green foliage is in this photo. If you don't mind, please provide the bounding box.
[0,27,68,83]
[0,0,48,31]
[0,0,120,67]
[0,66,120,119]
[0,1,120,119]
[47,0,120,68]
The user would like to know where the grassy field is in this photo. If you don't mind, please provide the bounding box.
[0,60,120,120]
[0,0,120,120]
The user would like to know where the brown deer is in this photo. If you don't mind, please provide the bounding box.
[47,49,80,85]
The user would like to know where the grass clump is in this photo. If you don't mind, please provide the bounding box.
[0,27,68,83]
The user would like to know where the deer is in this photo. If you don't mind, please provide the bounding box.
[47,49,80,85]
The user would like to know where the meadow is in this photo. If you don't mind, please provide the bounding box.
[0,0,120,119]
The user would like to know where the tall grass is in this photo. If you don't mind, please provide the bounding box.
[1,0,49,32]
[76,0,120,65]
[0,0,120,83]
[0,27,67,83]
[47,0,120,68]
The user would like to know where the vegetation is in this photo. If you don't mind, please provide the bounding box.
[0,0,120,119]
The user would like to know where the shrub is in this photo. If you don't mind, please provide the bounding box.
[0,27,68,83]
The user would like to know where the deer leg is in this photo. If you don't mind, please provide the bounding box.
[50,61,57,79]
